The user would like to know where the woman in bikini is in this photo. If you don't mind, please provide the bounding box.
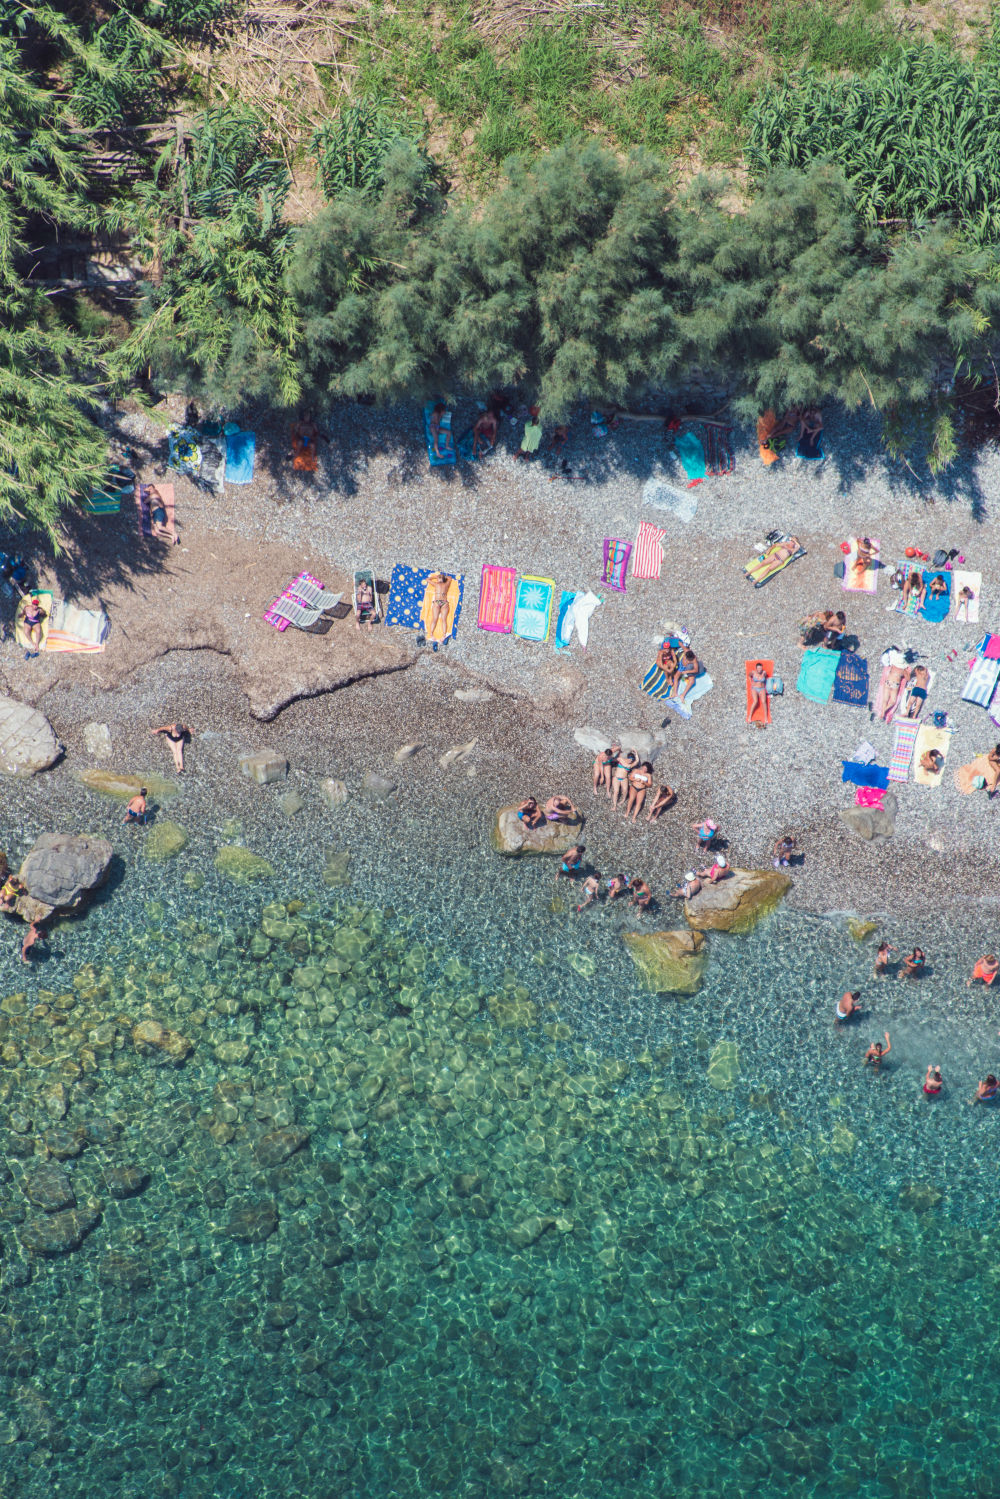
[901,571,925,611]
[576,874,600,912]
[901,947,926,980]
[593,747,617,796]
[967,954,1000,987]
[355,576,376,632]
[21,595,47,656]
[656,643,678,692]
[611,751,638,811]
[879,659,909,721]
[606,874,629,900]
[747,661,768,724]
[972,1074,999,1104]
[864,1032,891,1071]
[747,534,801,585]
[874,941,895,978]
[150,722,193,773]
[626,762,653,822]
[630,878,652,910]
[646,785,676,823]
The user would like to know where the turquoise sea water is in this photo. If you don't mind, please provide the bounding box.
[2,781,1000,1498]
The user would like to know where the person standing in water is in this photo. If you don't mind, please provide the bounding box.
[21,920,46,964]
[576,876,601,913]
[151,722,193,773]
[836,991,861,1022]
[923,1065,943,1098]
[874,942,895,978]
[864,1032,891,1071]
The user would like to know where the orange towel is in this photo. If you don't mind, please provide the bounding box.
[757,412,780,466]
[420,574,460,641]
[746,659,774,725]
[292,437,318,473]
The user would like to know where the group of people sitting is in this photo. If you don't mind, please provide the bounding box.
[591,747,675,824]
[800,608,849,650]
[555,850,653,914]
[516,794,579,828]
[757,404,824,463]
[650,641,702,702]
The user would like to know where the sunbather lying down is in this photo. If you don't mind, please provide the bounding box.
[745,535,802,585]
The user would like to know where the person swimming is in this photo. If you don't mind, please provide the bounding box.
[972,1074,999,1105]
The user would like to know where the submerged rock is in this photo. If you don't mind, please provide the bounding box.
[102,1166,149,1199]
[439,740,477,770]
[143,820,188,860]
[22,1164,75,1213]
[83,722,112,759]
[227,1198,278,1243]
[847,917,878,942]
[278,790,304,816]
[0,696,61,776]
[319,778,348,807]
[19,1201,100,1255]
[254,1128,310,1168]
[623,929,708,995]
[75,769,178,801]
[707,1039,740,1091]
[132,1019,193,1064]
[323,850,352,888]
[98,1251,152,1290]
[238,750,288,786]
[362,770,396,799]
[17,832,112,918]
[491,805,584,858]
[393,742,423,762]
[215,846,275,883]
[684,868,791,934]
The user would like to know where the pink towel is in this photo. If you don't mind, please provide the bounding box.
[600,538,632,592]
[632,521,666,581]
[854,786,886,807]
[477,564,517,633]
[264,571,324,632]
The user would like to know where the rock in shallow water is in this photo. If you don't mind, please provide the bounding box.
[0,696,61,776]
[254,1128,310,1168]
[22,1164,75,1212]
[238,750,287,786]
[101,1166,149,1199]
[75,769,177,801]
[491,805,584,858]
[623,929,708,995]
[684,868,791,934]
[319,778,348,807]
[17,833,113,912]
[143,820,188,860]
[227,1198,279,1243]
[18,1201,100,1255]
[215,846,275,883]
[132,1019,193,1063]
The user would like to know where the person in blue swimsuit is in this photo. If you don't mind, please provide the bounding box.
[972,1074,999,1105]
[516,797,544,829]
[556,845,584,882]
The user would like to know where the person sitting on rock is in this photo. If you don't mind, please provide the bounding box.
[516,796,545,829]
[124,789,147,825]
[696,854,730,885]
[544,794,578,823]
[670,871,701,900]
[0,873,26,912]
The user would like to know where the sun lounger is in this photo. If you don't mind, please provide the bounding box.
[913,723,953,786]
[953,570,981,624]
[14,590,52,653]
[744,535,805,588]
[353,569,379,627]
[512,576,555,642]
[632,521,666,581]
[264,571,328,632]
[268,595,326,629]
[746,660,773,725]
[600,539,631,592]
[478,565,517,633]
[918,570,950,623]
[842,538,880,594]
[962,655,1000,709]
[888,719,920,782]
[424,402,456,467]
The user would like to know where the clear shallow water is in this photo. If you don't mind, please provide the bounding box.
[1,789,1000,1496]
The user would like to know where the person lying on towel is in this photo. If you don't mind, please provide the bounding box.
[903,664,930,717]
[472,410,498,458]
[426,572,454,638]
[746,535,801,585]
[919,748,944,777]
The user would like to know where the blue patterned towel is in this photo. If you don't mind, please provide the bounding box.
[832,650,869,707]
[385,565,464,639]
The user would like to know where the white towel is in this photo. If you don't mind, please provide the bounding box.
[953,570,981,624]
[570,590,601,650]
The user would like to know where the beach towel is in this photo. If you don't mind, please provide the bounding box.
[918,571,950,623]
[225,429,255,486]
[832,651,870,708]
[887,561,920,616]
[84,463,132,515]
[843,538,880,594]
[166,425,201,478]
[419,573,463,643]
[632,521,666,581]
[797,430,825,461]
[44,600,110,653]
[955,755,992,795]
[641,661,675,700]
[424,403,455,467]
[981,633,1000,661]
[477,565,517,634]
[756,411,782,465]
[842,761,889,789]
[642,476,698,524]
[661,672,713,719]
[855,786,887,807]
[705,425,734,476]
[888,718,920,782]
[674,429,706,486]
[519,420,542,456]
[600,539,631,592]
[512,576,554,643]
[555,590,600,651]
[744,536,805,588]
[15,591,52,654]
[136,482,177,544]
[962,655,1000,709]
[796,648,839,704]
[953,570,981,624]
[913,723,953,786]
[264,571,326,632]
[746,660,773,725]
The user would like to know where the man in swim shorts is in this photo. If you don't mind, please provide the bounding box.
[904,664,930,718]
[556,845,584,882]
[124,789,147,825]
[836,991,861,1022]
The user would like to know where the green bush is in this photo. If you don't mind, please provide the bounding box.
[746,43,1000,243]
[71,13,165,127]
[312,98,430,201]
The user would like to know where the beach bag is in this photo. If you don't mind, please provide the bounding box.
[766,674,784,696]
[973,775,987,790]
[931,549,949,568]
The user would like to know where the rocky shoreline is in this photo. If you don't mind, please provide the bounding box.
[1,394,999,935]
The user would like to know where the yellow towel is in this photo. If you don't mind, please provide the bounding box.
[419,574,459,641]
[913,724,952,787]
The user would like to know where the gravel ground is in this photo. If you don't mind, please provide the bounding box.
[6,393,1000,925]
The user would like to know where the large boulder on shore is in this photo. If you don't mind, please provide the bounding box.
[0,696,61,776]
[623,929,707,995]
[839,793,897,841]
[684,868,790,934]
[16,833,113,919]
[491,805,584,858]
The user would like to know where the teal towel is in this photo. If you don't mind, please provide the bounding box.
[675,430,706,484]
[796,648,839,703]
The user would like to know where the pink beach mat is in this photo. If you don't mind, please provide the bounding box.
[477,564,517,633]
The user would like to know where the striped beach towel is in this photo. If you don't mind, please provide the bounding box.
[600,538,631,592]
[632,521,666,581]
[962,655,1000,709]
[477,565,517,633]
[888,718,921,782]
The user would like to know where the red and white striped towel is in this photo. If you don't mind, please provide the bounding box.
[632,520,666,581]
